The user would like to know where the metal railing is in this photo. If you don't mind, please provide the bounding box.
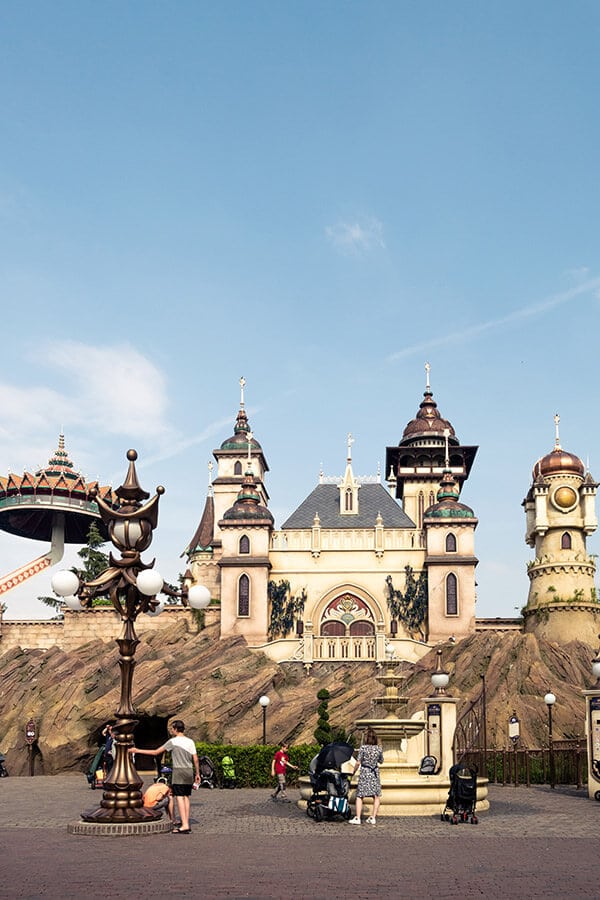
[456,741,586,788]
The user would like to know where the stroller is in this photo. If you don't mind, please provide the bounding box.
[0,753,8,777]
[306,754,352,823]
[441,763,478,824]
[85,745,106,790]
[220,755,237,789]
[199,755,217,789]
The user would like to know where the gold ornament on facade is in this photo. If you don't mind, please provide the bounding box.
[552,485,578,510]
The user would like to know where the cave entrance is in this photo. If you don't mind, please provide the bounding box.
[133,715,170,772]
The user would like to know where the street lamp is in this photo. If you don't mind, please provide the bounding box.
[544,691,556,789]
[51,449,210,825]
[259,695,270,745]
[431,648,450,696]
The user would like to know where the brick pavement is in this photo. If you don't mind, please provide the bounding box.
[0,776,598,898]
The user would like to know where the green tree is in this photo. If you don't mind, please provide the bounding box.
[267,580,306,639]
[314,688,332,746]
[39,521,110,614]
[386,566,428,641]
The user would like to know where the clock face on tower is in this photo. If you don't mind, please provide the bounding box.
[552,485,578,511]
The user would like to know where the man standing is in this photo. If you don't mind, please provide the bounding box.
[270,742,298,802]
[130,720,200,833]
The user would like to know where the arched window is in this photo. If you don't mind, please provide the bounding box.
[446,573,458,616]
[345,488,353,511]
[234,461,242,475]
[429,491,435,509]
[561,532,572,550]
[418,492,425,528]
[239,535,250,554]
[238,574,250,617]
[446,533,457,552]
[321,621,345,636]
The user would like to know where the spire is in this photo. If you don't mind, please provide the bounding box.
[425,360,431,392]
[182,461,215,556]
[239,375,246,410]
[554,413,561,450]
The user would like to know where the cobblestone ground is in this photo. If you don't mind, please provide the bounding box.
[0,776,598,898]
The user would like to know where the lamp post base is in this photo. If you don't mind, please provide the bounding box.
[69,816,171,836]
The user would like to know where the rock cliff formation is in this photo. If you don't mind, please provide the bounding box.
[0,619,596,776]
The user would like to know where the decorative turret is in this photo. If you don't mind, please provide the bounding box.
[523,415,600,645]
[385,363,477,528]
[423,428,478,643]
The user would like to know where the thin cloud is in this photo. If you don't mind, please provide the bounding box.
[325,217,385,254]
[387,277,600,362]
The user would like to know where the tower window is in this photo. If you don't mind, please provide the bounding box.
[446,573,458,616]
[239,535,250,554]
[234,461,242,475]
[561,532,572,550]
[238,574,250,617]
[445,533,457,553]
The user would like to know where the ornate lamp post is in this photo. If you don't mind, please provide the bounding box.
[544,691,556,789]
[52,449,210,824]
[259,695,270,745]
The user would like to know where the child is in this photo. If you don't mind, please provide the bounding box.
[270,742,298,802]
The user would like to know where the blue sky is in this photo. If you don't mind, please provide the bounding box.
[2,1,600,619]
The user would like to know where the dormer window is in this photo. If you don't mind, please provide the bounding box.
[345,488,353,511]
[338,433,360,516]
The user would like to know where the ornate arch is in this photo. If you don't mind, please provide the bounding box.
[316,587,381,637]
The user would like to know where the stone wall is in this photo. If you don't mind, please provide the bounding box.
[0,605,221,653]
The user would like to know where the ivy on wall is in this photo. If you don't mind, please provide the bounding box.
[385,566,428,641]
[267,579,307,640]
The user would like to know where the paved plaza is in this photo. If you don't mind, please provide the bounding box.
[0,775,598,898]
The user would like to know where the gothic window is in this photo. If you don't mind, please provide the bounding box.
[345,488,353,511]
[446,573,458,616]
[239,535,250,554]
[418,492,425,528]
[234,461,242,475]
[349,620,375,636]
[561,532,572,550]
[321,621,345,636]
[429,491,435,509]
[446,533,457,552]
[238,574,250,617]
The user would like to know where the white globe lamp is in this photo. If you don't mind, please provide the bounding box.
[187,584,211,610]
[51,570,80,597]
[136,569,164,597]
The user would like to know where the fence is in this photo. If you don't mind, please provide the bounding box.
[458,739,587,788]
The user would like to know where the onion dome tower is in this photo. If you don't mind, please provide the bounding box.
[211,377,270,537]
[522,415,600,645]
[0,435,114,597]
[385,364,477,529]
[217,432,274,643]
[423,457,479,642]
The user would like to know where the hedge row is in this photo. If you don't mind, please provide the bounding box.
[194,742,320,787]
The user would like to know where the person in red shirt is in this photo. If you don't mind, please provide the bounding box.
[270,742,298,802]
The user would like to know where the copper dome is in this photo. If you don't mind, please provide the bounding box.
[532,448,585,479]
[402,390,456,441]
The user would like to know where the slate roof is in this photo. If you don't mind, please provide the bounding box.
[281,482,416,529]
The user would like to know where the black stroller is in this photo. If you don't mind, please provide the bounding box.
[306,754,352,823]
[199,755,216,789]
[441,763,478,824]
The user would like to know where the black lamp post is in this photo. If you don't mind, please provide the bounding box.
[544,691,556,789]
[259,695,270,745]
[52,449,210,824]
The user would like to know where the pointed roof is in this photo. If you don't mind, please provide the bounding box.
[0,434,114,543]
[183,493,215,556]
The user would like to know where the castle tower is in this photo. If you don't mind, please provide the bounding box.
[423,458,478,642]
[218,435,274,643]
[385,363,477,530]
[523,415,600,645]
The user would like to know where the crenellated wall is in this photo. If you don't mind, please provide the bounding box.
[0,605,221,653]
